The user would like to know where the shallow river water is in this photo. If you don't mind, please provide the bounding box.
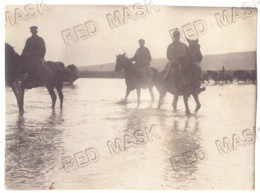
[5,78,256,190]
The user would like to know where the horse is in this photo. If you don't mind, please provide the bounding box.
[233,70,249,82]
[207,71,233,84]
[247,70,257,83]
[200,72,209,83]
[222,73,233,83]
[153,38,205,115]
[115,53,156,104]
[5,43,79,112]
[207,71,220,83]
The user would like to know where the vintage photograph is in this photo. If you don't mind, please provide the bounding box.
[4,2,257,190]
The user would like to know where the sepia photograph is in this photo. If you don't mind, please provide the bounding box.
[2,0,259,191]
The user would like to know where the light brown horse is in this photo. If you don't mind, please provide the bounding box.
[5,43,79,112]
[154,39,205,115]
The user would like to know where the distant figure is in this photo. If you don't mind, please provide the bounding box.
[130,39,152,82]
[220,66,225,81]
[21,26,49,83]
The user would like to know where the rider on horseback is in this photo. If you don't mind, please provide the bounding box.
[130,39,152,82]
[21,26,52,86]
[164,28,204,93]
[164,29,188,90]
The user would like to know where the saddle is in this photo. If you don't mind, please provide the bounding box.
[164,61,202,94]
[21,56,55,88]
[134,64,152,83]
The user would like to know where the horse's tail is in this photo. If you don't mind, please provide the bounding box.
[149,67,169,95]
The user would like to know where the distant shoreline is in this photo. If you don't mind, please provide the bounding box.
[78,51,256,73]
[79,69,256,78]
[79,71,125,79]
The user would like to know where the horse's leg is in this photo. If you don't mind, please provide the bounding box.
[183,94,190,115]
[148,86,154,101]
[47,86,57,108]
[21,88,24,111]
[56,84,64,108]
[158,90,166,109]
[137,88,141,104]
[125,88,131,101]
[12,84,24,113]
[193,93,201,113]
[172,94,179,110]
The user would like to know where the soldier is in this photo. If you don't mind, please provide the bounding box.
[164,29,189,91]
[21,26,46,82]
[164,29,188,80]
[130,39,152,82]
[165,29,204,93]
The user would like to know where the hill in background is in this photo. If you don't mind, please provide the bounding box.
[78,51,256,77]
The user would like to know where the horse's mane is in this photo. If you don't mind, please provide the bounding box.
[187,39,202,63]
[5,43,23,86]
[117,54,135,73]
[5,43,20,57]
[5,43,21,67]
[5,43,13,51]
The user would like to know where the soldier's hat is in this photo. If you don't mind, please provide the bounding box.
[29,26,38,31]
[172,28,180,37]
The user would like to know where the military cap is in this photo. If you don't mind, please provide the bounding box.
[139,39,145,43]
[172,28,180,36]
[30,26,38,30]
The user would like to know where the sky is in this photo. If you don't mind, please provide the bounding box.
[5,4,257,67]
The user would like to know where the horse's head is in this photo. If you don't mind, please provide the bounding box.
[187,38,202,64]
[67,64,80,80]
[115,53,128,72]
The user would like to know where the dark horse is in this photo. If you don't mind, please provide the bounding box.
[233,70,249,83]
[207,71,233,83]
[115,54,156,104]
[222,73,233,83]
[248,70,257,83]
[154,39,205,115]
[200,72,209,83]
[207,71,220,83]
[5,43,79,112]
[233,70,256,83]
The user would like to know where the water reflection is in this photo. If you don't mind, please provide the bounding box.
[123,103,158,136]
[120,104,203,189]
[5,109,65,190]
[162,114,204,189]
